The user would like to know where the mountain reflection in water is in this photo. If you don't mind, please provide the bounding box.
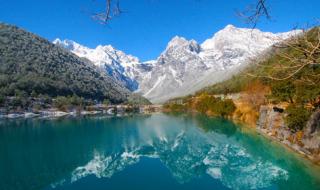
[0,114,319,190]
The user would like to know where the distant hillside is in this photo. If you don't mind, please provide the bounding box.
[0,23,136,103]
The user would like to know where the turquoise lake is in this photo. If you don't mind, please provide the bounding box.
[0,113,320,190]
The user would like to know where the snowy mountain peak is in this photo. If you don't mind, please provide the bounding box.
[53,38,87,51]
[53,38,141,65]
[224,24,236,30]
[53,38,150,91]
[138,25,300,103]
[96,44,114,51]
[53,25,300,103]
[200,25,296,52]
[165,36,201,54]
[167,36,189,47]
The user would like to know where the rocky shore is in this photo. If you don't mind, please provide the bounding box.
[0,109,109,119]
[257,106,320,164]
[0,105,163,119]
[217,93,320,164]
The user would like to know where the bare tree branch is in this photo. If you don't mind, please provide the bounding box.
[237,0,271,28]
[92,0,123,24]
[247,25,320,84]
[92,0,272,26]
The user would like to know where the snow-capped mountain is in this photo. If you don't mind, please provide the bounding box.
[54,25,300,103]
[137,25,300,103]
[53,39,152,91]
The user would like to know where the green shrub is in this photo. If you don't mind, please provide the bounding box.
[285,104,311,131]
[271,81,295,103]
[164,103,186,112]
[53,96,69,111]
[31,90,37,97]
[194,95,236,117]
[295,82,320,106]
[53,95,84,111]
[103,99,110,105]
[10,96,29,109]
[69,95,84,106]
[211,99,236,117]
[0,95,4,105]
[195,95,217,114]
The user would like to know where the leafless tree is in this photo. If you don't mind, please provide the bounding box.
[247,26,320,86]
[237,0,271,28]
[93,0,271,27]
[92,0,123,24]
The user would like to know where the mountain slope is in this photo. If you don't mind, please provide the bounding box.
[137,25,300,103]
[0,23,131,103]
[53,39,152,91]
[196,27,320,97]
[52,25,299,104]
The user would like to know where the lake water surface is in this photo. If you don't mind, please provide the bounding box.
[0,113,320,190]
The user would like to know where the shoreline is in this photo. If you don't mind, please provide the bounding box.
[1,108,319,166]
[0,105,163,120]
[256,127,320,165]
[0,110,105,119]
[232,116,320,166]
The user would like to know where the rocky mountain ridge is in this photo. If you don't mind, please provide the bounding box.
[54,25,300,103]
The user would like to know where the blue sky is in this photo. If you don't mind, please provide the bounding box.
[0,0,319,61]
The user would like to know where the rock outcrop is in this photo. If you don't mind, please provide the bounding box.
[257,106,320,163]
[302,109,320,162]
